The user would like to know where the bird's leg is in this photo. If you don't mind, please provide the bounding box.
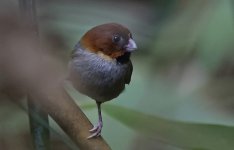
[88,102,103,139]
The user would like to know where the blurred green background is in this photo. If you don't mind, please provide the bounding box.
[1,0,234,150]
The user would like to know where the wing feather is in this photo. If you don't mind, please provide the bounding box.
[125,61,133,84]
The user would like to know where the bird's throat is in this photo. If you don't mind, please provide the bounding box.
[116,52,131,64]
[97,51,131,64]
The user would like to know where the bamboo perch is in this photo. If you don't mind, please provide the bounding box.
[2,69,111,150]
[28,76,112,150]
[19,0,50,149]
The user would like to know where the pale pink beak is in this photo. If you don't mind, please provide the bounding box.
[125,38,137,52]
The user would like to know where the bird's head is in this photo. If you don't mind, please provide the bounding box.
[80,23,137,62]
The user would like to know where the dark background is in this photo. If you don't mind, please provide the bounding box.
[0,0,234,150]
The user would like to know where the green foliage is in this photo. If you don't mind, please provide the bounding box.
[102,104,234,150]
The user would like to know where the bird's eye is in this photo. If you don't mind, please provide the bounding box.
[112,35,121,43]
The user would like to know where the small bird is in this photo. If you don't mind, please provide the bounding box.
[69,23,137,138]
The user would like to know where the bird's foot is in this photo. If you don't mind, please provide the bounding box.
[87,121,103,139]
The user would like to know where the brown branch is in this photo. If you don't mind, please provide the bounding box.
[28,76,111,150]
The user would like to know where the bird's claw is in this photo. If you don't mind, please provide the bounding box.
[89,125,98,132]
[87,122,103,139]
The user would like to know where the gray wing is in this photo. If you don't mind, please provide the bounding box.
[125,61,133,84]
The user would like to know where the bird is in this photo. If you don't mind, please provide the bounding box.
[68,23,137,138]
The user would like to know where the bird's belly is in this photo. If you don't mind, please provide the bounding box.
[74,73,125,102]
[70,59,126,102]
[84,81,124,102]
